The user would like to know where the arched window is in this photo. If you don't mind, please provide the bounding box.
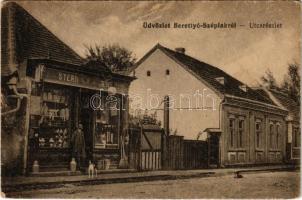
[276,124,280,149]
[166,69,170,75]
[147,71,151,77]
[238,119,244,148]
[255,120,262,148]
[269,123,274,148]
[229,118,235,148]
[293,128,300,147]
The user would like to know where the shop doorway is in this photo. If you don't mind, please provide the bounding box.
[80,92,94,163]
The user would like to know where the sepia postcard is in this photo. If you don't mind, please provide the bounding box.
[1,0,301,199]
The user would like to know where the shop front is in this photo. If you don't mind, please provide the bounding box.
[27,60,134,172]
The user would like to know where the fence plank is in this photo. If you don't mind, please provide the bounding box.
[164,136,208,170]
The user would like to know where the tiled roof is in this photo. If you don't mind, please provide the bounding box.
[161,45,276,104]
[1,2,84,76]
[1,2,16,76]
[134,44,275,105]
[268,89,300,120]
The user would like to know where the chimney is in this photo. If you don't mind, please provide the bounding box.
[175,47,185,54]
[215,77,225,85]
[239,84,247,92]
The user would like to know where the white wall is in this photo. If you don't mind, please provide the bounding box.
[129,49,222,140]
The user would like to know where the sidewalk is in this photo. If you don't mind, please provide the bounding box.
[2,164,298,193]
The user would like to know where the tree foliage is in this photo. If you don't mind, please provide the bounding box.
[261,63,300,105]
[85,44,136,72]
[281,63,300,104]
[261,69,278,89]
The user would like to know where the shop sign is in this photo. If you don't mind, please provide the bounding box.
[43,68,108,90]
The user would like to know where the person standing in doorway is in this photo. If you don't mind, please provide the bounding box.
[72,124,86,170]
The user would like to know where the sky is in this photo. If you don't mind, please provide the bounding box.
[17,1,301,86]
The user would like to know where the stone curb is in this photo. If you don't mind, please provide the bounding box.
[2,166,299,193]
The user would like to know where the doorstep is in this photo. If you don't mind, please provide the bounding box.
[97,168,137,174]
[30,170,82,177]
[29,168,137,177]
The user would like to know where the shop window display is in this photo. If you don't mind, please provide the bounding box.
[29,83,71,149]
[94,93,121,149]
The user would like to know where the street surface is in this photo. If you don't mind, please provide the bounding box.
[6,171,300,199]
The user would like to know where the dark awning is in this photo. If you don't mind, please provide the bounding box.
[203,128,222,134]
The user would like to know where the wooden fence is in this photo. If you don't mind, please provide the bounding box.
[183,140,208,169]
[166,135,184,169]
[128,127,140,170]
[128,127,209,171]
[165,136,208,170]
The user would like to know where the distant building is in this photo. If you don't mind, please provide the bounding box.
[129,44,289,166]
[262,88,300,163]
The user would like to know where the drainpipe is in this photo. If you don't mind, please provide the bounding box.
[22,81,31,175]
[3,3,32,174]
[2,77,29,114]
[15,81,31,175]
[1,94,22,116]
[218,97,226,167]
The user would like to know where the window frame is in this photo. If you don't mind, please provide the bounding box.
[293,127,300,148]
[229,118,235,148]
[276,123,280,149]
[268,120,282,150]
[255,119,262,149]
[238,119,244,148]
[269,123,274,149]
[228,114,246,150]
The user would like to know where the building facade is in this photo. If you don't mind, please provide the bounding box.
[129,44,289,166]
[1,2,134,175]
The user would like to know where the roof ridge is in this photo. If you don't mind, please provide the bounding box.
[254,87,284,108]
[159,44,219,72]
[269,88,290,97]
[269,88,300,106]
[158,44,245,85]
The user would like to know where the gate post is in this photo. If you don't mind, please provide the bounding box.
[138,126,142,171]
[162,96,170,169]
[164,96,170,137]
[207,134,210,168]
[161,129,168,169]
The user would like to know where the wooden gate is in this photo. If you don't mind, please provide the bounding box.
[166,135,184,169]
[183,140,208,169]
[128,127,140,169]
[128,126,163,171]
[164,136,208,169]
